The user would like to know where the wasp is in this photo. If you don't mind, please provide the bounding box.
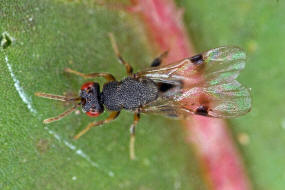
[35,33,251,159]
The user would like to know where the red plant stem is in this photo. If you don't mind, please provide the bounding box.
[129,0,252,189]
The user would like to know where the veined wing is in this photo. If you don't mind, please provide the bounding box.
[136,46,251,118]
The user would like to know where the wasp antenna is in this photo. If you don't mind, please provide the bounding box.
[35,92,80,102]
[43,104,79,124]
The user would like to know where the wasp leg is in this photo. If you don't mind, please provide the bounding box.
[129,111,141,160]
[64,68,116,82]
[73,111,120,140]
[108,33,133,75]
[150,51,168,67]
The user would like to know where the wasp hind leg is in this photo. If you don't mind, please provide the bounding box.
[64,68,116,82]
[108,33,133,75]
[129,111,141,160]
[73,111,120,140]
[150,51,168,67]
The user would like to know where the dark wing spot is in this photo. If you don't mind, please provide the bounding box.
[151,58,161,67]
[195,105,209,116]
[189,53,204,65]
[158,83,175,92]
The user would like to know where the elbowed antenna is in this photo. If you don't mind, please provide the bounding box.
[35,92,80,102]
[35,92,81,124]
[43,104,80,124]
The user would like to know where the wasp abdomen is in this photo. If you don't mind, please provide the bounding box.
[102,77,158,111]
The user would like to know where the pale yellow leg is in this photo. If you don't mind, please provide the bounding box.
[129,111,141,160]
[108,33,133,75]
[73,111,120,140]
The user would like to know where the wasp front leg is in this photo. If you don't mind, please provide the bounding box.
[74,111,120,140]
[129,111,141,160]
[108,33,133,75]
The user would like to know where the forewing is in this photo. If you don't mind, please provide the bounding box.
[137,46,251,118]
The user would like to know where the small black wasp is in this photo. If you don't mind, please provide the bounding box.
[36,33,251,159]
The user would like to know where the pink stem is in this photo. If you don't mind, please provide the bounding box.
[129,0,252,189]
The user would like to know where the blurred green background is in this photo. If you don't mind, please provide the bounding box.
[0,0,285,189]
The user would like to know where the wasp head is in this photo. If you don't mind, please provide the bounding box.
[80,82,104,117]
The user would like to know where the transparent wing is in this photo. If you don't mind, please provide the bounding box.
[136,46,251,118]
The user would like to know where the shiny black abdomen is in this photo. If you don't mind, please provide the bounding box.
[102,77,158,111]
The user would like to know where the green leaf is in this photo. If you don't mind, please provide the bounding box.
[0,1,205,189]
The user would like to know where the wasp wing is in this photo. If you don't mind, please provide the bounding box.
[136,46,251,118]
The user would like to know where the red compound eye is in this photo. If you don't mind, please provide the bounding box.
[81,82,95,90]
[86,111,100,117]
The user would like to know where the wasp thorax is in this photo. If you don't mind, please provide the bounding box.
[80,82,104,117]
